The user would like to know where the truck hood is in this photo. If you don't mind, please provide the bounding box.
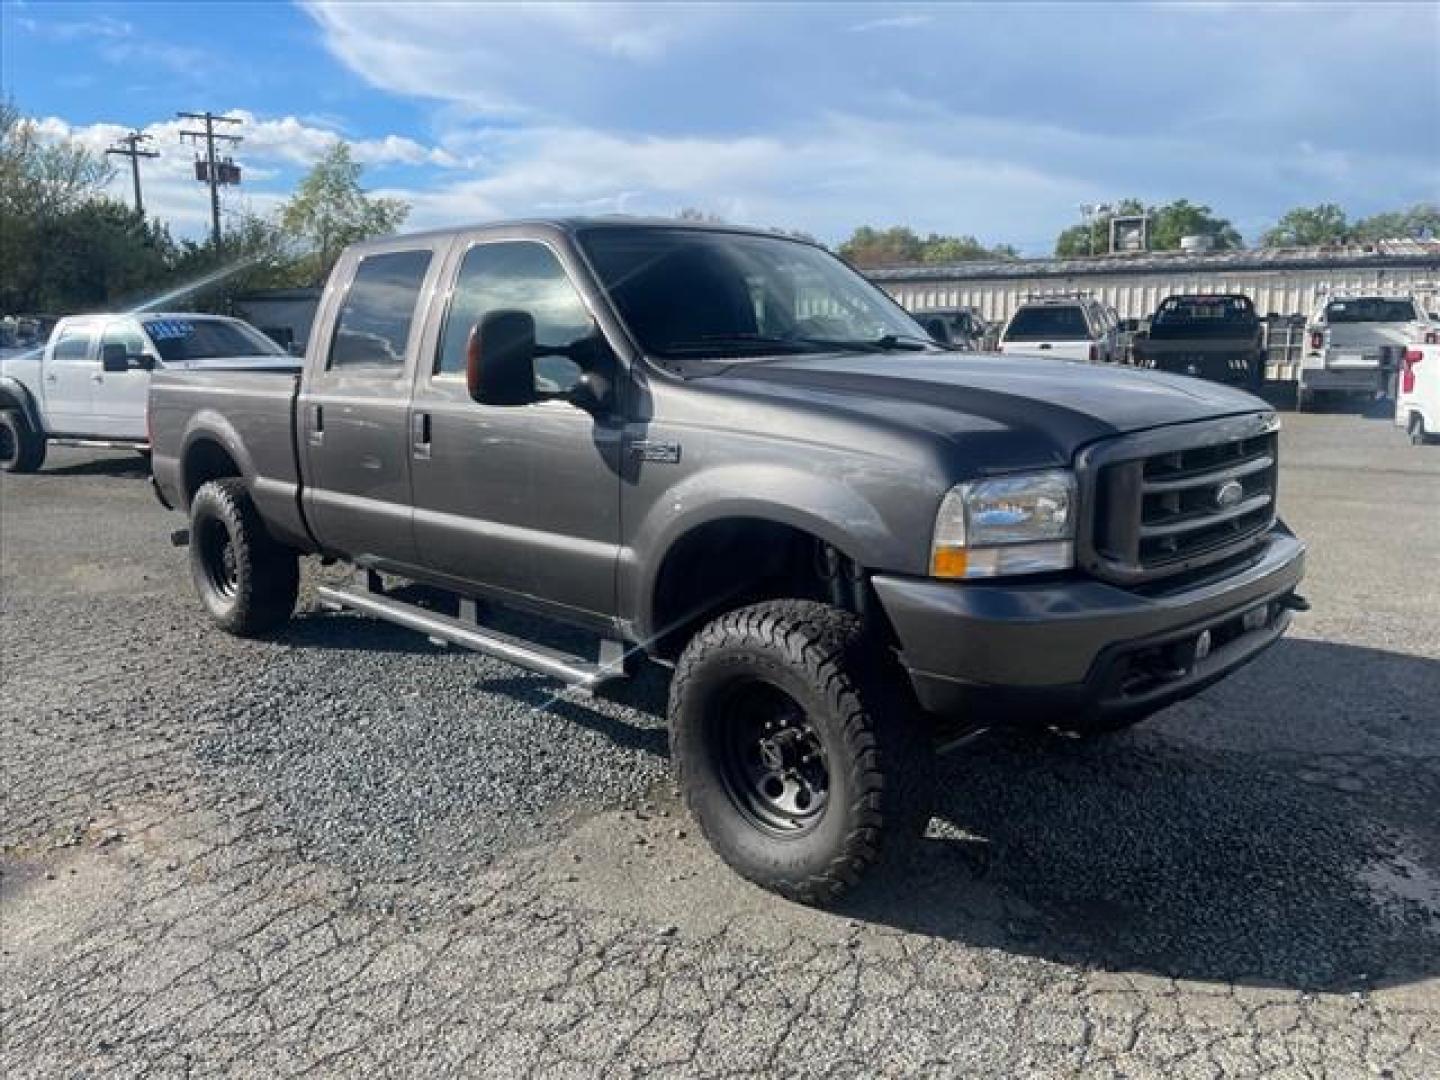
[709,351,1269,466]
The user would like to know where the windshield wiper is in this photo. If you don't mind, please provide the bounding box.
[794,333,937,353]
[660,334,829,356]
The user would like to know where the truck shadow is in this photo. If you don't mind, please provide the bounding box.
[839,637,1440,991]
[36,454,151,479]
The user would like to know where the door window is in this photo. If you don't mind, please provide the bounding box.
[436,241,593,393]
[328,250,433,371]
[52,326,94,361]
[102,322,148,358]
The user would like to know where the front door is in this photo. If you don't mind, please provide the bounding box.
[93,321,153,439]
[43,323,97,434]
[410,238,623,619]
[300,245,444,567]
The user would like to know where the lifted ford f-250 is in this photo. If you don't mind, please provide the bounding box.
[149,219,1307,903]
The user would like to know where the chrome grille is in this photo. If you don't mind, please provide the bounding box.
[1081,418,1278,584]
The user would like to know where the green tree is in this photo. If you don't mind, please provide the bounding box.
[1352,202,1440,242]
[839,226,1016,268]
[1260,203,1350,248]
[1054,198,1240,256]
[279,142,409,284]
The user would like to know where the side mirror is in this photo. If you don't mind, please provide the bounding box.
[101,343,130,373]
[467,310,536,406]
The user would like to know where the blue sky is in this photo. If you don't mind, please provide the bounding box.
[4,1,1437,253]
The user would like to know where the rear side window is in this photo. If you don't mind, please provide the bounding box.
[328,250,433,371]
[51,326,94,362]
[436,241,593,392]
[1004,305,1091,341]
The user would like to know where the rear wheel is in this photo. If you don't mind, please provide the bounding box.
[0,409,46,473]
[189,478,298,636]
[1410,413,1437,446]
[669,600,934,905]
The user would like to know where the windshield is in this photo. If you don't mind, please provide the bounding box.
[142,317,288,363]
[578,227,927,358]
[1003,305,1090,341]
[1324,298,1417,324]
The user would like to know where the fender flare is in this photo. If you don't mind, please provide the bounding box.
[623,463,899,642]
[0,376,45,435]
[176,408,259,506]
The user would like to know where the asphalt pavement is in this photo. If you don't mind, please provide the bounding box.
[1,409,1436,1077]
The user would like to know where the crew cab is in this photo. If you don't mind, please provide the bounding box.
[149,219,1307,904]
[1298,293,1428,411]
[0,312,293,473]
[997,295,1119,363]
[1133,294,1266,390]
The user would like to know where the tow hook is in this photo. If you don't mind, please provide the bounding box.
[170,528,190,548]
[1279,592,1311,613]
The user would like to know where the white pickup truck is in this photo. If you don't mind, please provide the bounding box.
[1298,293,1430,411]
[1396,343,1440,445]
[0,312,293,473]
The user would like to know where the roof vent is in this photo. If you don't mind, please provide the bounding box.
[1180,234,1215,253]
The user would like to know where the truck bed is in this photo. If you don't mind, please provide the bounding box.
[149,366,312,549]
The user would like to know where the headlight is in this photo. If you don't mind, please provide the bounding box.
[931,469,1076,579]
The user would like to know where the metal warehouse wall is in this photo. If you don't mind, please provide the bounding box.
[873,251,1439,326]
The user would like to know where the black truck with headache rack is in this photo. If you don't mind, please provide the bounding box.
[149,219,1308,903]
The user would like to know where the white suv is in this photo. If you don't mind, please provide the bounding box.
[998,296,1119,364]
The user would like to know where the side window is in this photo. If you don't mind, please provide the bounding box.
[102,323,148,358]
[328,250,433,372]
[51,326,94,362]
[436,241,593,393]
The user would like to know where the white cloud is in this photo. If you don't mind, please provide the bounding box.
[28,112,460,235]
[848,13,933,33]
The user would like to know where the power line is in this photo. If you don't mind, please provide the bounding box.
[177,111,243,249]
[105,131,159,217]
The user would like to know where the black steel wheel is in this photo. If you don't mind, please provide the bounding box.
[669,600,934,905]
[188,478,298,637]
[713,678,831,835]
[0,409,46,473]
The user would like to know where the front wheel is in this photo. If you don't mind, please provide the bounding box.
[0,409,47,473]
[669,600,934,905]
[189,478,298,637]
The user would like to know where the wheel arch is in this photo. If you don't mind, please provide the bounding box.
[0,376,45,434]
[178,411,256,508]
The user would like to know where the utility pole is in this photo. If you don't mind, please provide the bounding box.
[177,111,243,250]
[105,131,159,216]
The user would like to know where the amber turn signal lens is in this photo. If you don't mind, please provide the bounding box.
[931,547,968,579]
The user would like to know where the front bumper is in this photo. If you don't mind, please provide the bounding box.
[872,525,1306,724]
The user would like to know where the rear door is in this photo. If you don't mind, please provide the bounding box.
[300,241,447,567]
[41,322,98,434]
[92,320,153,439]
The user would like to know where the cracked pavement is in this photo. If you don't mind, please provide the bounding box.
[2,411,1437,1077]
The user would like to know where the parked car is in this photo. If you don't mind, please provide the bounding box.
[997,295,1119,363]
[911,306,989,350]
[1298,293,1428,411]
[1132,294,1266,390]
[149,219,1307,904]
[0,312,294,472]
[1396,344,1439,445]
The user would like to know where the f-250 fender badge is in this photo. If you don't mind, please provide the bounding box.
[629,439,682,464]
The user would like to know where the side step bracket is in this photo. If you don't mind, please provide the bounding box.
[315,580,628,693]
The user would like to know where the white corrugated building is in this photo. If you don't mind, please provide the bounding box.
[869,239,1440,326]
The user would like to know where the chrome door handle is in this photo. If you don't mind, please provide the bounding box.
[307,404,324,446]
[412,412,432,460]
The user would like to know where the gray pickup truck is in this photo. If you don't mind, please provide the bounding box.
[150,219,1307,903]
